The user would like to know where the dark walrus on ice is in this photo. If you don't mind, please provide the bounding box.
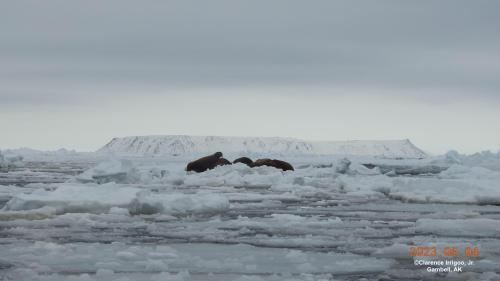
[186,152,224,173]
[232,157,254,167]
[252,158,294,171]
[187,153,294,173]
[234,156,294,171]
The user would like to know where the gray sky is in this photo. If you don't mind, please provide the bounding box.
[1,0,499,154]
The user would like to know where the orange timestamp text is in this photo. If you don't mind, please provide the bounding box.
[409,246,479,257]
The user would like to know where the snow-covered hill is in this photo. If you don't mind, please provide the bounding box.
[98,135,428,158]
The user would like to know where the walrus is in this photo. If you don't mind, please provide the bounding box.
[252,158,274,168]
[271,159,294,171]
[186,152,223,173]
[232,157,254,167]
[253,158,294,171]
[216,157,231,166]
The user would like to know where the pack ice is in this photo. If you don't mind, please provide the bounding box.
[1,142,500,281]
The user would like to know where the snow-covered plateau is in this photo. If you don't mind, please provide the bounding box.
[98,135,428,159]
[0,145,500,281]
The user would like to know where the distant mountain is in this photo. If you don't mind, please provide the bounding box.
[98,135,428,158]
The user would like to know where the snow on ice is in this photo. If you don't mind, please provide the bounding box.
[2,183,229,216]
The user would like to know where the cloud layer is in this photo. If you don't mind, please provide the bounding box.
[1,0,499,153]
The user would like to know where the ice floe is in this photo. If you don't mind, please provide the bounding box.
[1,183,229,216]
[1,151,500,280]
[75,158,141,184]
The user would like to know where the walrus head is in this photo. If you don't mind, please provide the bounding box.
[214,152,223,158]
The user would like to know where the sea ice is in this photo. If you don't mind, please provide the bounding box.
[1,149,500,280]
[76,158,141,184]
[416,218,500,237]
[1,183,230,216]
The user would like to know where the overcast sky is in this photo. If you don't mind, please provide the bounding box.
[1,0,499,154]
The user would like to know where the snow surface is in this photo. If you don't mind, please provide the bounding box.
[98,135,428,158]
[1,151,500,280]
